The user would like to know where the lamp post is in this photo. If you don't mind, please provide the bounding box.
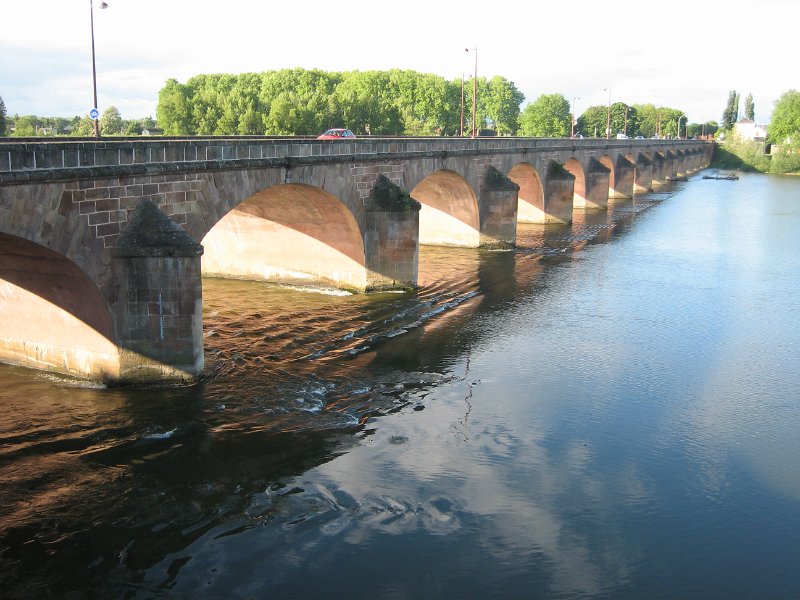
[624,106,629,137]
[465,47,477,138]
[677,115,685,139]
[90,0,108,138]
[656,106,662,138]
[603,87,611,139]
[571,96,580,138]
[459,73,465,136]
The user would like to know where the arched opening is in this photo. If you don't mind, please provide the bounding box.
[201,184,367,292]
[508,163,544,223]
[410,169,480,247]
[0,234,118,378]
[599,155,615,191]
[563,158,587,207]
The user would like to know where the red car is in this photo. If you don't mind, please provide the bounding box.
[317,128,356,140]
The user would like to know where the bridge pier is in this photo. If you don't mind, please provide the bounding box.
[364,176,420,291]
[576,159,611,210]
[478,166,519,249]
[542,161,575,224]
[634,155,654,194]
[651,153,668,188]
[610,156,635,199]
[109,200,204,384]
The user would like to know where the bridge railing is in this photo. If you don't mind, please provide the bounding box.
[0,136,708,185]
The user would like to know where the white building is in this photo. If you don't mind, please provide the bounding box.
[733,118,767,142]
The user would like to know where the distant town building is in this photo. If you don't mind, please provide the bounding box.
[733,118,767,142]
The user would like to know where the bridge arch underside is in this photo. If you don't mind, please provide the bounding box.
[508,163,544,223]
[0,233,119,379]
[201,183,368,292]
[563,159,589,209]
[411,169,480,247]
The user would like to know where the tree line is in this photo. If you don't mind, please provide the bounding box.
[155,69,524,136]
[1,75,798,153]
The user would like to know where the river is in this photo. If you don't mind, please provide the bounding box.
[1,171,799,599]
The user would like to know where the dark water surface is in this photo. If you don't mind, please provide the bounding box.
[1,172,799,599]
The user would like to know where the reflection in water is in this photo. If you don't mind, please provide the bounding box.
[2,176,800,598]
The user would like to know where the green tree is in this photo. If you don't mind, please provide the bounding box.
[482,76,524,135]
[156,78,193,135]
[519,93,570,137]
[768,89,800,144]
[100,106,124,135]
[71,116,94,136]
[744,93,754,121]
[610,103,638,137]
[722,90,739,130]
[576,105,610,137]
[11,115,36,136]
[333,71,403,135]
[0,96,7,136]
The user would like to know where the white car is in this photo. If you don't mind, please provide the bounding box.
[616,133,628,139]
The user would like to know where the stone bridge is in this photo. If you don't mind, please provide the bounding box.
[0,136,711,383]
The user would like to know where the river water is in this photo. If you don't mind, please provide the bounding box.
[1,171,799,599]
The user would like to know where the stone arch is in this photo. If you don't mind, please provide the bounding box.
[507,162,544,223]
[563,158,587,207]
[410,169,480,247]
[0,233,118,379]
[598,155,616,191]
[201,183,368,292]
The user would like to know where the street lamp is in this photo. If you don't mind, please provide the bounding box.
[603,87,611,139]
[571,96,580,138]
[90,0,108,138]
[459,73,465,136]
[465,47,477,138]
[677,115,685,139]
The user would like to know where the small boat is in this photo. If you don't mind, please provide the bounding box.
[702,170,739,180]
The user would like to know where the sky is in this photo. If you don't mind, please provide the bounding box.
[2,0,796,127]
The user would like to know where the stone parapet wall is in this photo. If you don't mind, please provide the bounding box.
[0,138,711,185]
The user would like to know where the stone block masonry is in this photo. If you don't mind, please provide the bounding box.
[59,173,205,248]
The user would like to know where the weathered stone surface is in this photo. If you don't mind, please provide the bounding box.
[112,199,203,258]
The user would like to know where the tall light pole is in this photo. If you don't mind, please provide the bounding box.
[90,0,108,138]
[466,47,477,138]
[624,106,629,137]
[677,115,685,139]
[603,87,611,139]
[571,96,580,138]
[459,74,465,136]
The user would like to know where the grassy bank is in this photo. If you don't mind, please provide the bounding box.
[712,139,800,174]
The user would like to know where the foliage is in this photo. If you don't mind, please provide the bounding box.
[768,89,800,144]
[768,146,800,173]
[713,138,770,172]
[482,76,525,135]
[519,93,570,137]
[0,96,6,136]
[11,115,37,136]
[687,121,718,138]
[744,93,754,121]
[156,79,193,135]
[154,69,522,137]
[100,106,124,135]
[575,105,609,137]
[722,90,739,130]
[576,102,641,137]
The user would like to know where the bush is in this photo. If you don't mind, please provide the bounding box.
[712,138,770,172]
[769,146,800,174]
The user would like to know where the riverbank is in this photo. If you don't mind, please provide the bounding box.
[712,139,800,174]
